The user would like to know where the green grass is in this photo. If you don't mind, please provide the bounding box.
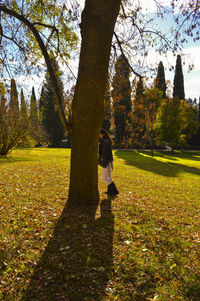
[0,148,200,300]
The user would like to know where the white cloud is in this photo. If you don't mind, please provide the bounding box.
[145,46,200,71]
[184,74,200,99]
[15,74,44,100]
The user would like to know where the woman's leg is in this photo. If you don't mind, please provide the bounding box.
[102,163,112,185]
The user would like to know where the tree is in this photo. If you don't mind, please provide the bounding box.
[155,61,166,99]
[0,81,29,155]
[132,77,146,146]
[144,88,163,154]
[20,89,28,123]
[155,98,199,151]
[29,87,39,143]
[0,84,8,155]
[112,55,132,146]
[9,78,19,117]
[68,1,121,208]
[0,3,76,134]
[38,85,50,146]
[0,82,6,114]
[187,101,200,148]
[39,85,46,121]
[39,58,65,146]
[173,55,185,100]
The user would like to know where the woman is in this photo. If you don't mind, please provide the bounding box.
[98,128,119,196]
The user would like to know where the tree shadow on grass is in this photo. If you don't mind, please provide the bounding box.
[115,150,200,178]
[0,156,36,164]
[21,197,115,301]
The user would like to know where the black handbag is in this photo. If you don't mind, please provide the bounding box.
[98,156,108,168]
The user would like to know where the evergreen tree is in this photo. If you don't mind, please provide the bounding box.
[39,85,45,112]
[0,82,6,115]
[39,58,65,146]
[9,78,19,117]
[133,77,146,144]
[37,85,49,145]
[20,88,29,133]
[20,89,28,118]
[30,87,38,121]
[29,86,39,142]
[112,55,132,145]
[155,61,166,98]
[102,81,112,131]
[173,55,185,100]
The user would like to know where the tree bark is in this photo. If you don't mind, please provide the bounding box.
[67,0,121,209]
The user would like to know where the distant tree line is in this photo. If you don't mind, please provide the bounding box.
[0,54,200,156]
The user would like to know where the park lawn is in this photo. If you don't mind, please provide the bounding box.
[0,148,200,300]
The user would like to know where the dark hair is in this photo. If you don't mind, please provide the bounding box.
[100,128,112,143]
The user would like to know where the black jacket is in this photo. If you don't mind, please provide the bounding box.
[98,138,113,163]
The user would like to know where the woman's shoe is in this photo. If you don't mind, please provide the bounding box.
[108,182,119,196]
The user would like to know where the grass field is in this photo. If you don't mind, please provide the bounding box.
[0,148,200,300]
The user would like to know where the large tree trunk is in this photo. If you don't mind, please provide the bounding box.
[67,0,120,209]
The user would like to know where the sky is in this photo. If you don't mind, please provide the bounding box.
[4,0,200,101]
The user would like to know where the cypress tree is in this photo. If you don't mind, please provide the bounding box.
[173,55,185,100]
[20,89,28,117]
[39,86,45,112]
[112,55,132,145]
[0,82,6,114]
[155,61,166,98]
[30,87,38,124]
[133,77,146,142]
[39,58,65,146]
[20,88,29,132]
[30,86,39,142]
[9,78,19,117]
[102,81,112,131]
[39,85,45,127]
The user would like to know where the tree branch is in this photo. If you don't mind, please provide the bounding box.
[0,11,2,46]
[1,32,27,53]
[120,1,172,51]
[33,22,60,55]
[33,21,57,30]
[114,32,142,78]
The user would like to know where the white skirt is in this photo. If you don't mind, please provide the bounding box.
[102,161,113,185]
